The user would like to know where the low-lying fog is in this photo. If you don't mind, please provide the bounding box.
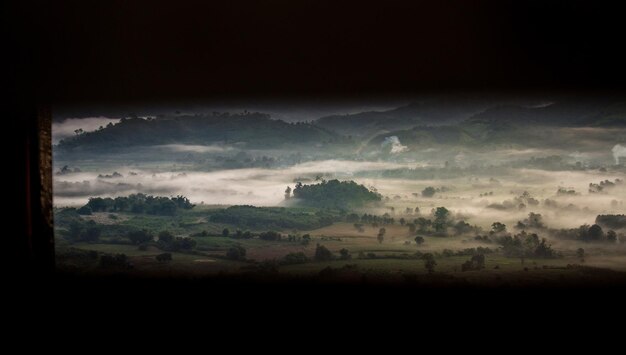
[54,154,625,231]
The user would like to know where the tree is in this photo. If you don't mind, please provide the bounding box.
[339,248,351,260]
[433,207,450,233]
[399,217,406,226]
[414,236,425,245]
[607,230,617,242]
[284,186,292,200]
[422,186,436,197]
[314,244,333,261]
[491,222,507,234]
[222,228,230,238]
[576,248,585,262]
[377,228,386,244]
[422,253,437,273]
[588,224,604,241]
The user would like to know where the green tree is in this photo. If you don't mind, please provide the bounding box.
[222,228,230,238]
[414,236,425,245]
[433,207,450,232]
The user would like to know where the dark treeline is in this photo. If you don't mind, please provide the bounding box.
[79,194,194,216]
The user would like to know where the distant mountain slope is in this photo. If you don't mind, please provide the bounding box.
[463,99,626,127]
[57,113,340,151]
[315,99,493,136]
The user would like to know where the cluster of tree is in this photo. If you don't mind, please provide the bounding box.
[557,187,577,195]
[589,179,623,193]
[496,232,558,259]
[551,224,618,243]
[156,231,197,251]
[441,247,494,257]
[352,213,399,226]
[66,220,102,242]
[79,194,194,216]
[487,191,539,211]
[55,165,81,175]
[225,228,311,244]
[595,214,626,230]
[515,212,546,230]
[354,207,480,238]
[420,186,449,198]
[461,254,486,272]
[281,252,310,265]
[209,205,339,230]
[97,172,123,179]
[291,180,381,209]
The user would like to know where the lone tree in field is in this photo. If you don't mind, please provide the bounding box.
[284,186,292,200]
[377,228,386,244]
[433,207,450,233]
[222,228,230,238]
[422,253,437,273]
[576,248,585,263]
[414,236,425,245]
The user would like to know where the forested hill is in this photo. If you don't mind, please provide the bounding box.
[463,99,626,127]
[315,98,626,138]
[57,113,340,151]
[314,100,490,136]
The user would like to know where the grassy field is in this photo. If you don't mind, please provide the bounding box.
[55,210,626,286]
